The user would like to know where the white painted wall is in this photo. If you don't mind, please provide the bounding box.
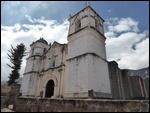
[65,54,111,97]
[20,74,30,96]
[21,41,49,96]
[24,59,33,73]
[28,73,38,96]
[87,55,111,93]
[66,6,111,98]
[34,47,43,55]
[66,57,88,93]
[29,42,49,57]
[22,42,67,98]
[68,6,104,36]
[68,28,106,60]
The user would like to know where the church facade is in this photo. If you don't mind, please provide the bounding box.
[20,4,149,99]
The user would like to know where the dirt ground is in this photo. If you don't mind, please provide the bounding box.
[1,108,14,112]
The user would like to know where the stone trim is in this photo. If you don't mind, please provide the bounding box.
[64,92,88,98]
[39,64,65,74]
[23,71,38,75]
[67,52,107,62]
[93,92,112,99]
[27,55,41,60]
[68,26,106,41]
[68,26,87,37]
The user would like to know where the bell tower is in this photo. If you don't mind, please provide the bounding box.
[65,3,111,98]
[20,38,49,96]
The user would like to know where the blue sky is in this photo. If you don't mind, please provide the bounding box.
[1,1,149,81]
[1,1,149,30]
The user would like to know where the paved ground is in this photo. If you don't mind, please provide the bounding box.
[1,108,14,112]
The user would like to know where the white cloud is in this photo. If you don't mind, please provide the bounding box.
[105,17,149,70]
[106,17,139,33]
[1,23,21,32]
[25,15,34,23]
[1,16,69,81]
[107,10,111,13]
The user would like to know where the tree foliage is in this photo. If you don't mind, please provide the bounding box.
[7,43,27,86]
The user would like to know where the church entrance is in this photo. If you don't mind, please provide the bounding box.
[45,80,54,98]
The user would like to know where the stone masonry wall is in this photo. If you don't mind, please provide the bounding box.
[108,61,148,100]
[108,61,122,99]
[1,96,6,108]
[144,77,149,98]
[130,76,143,99]
[121,70,133,99]
[1,86,20,108]
[14,97,149,112]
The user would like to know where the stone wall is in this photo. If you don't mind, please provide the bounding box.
[130,76,144,99]
[108,61,148,100]
[1,96,6,108]
[108,61,122,99]
[108,61,133,100]
[144,77,149,98]
[1,86,20,108]
[121,70,132,99]
[1,84,11,96]
[14,97,149,112]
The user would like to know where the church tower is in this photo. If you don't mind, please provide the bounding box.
[65,3,111,98]
[20,38,49,96]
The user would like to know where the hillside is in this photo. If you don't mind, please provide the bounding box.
[127,66,149,78]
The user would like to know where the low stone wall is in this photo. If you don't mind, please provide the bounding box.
[1,86,20,108]
[1,96,6,108]
[14,97,149,112]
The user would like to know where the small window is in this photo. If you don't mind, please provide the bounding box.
[49,56,55,68]
[95,19,98,28]
[43,48,46,54]
[75,19,81,31]
[52,60,55,67]
[79,22,81,28]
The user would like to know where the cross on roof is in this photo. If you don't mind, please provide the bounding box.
[86,1,90,6]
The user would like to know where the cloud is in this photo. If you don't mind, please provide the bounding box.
[1,1,59,26]
[107,10,111,13]
[105,17,149,70]
[25,15,34,23]
[1,16,69,81]
[106,17,139,33]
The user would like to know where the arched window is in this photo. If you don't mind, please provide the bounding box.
[75,19,81,31]
[49,56,55,68]
[43,48,46,54]
[95,19,98,28]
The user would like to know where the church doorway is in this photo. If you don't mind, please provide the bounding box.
[45,80,54,98]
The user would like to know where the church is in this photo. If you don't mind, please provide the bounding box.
[20,3,149,100]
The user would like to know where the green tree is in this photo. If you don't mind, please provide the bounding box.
[7,43,27,86]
